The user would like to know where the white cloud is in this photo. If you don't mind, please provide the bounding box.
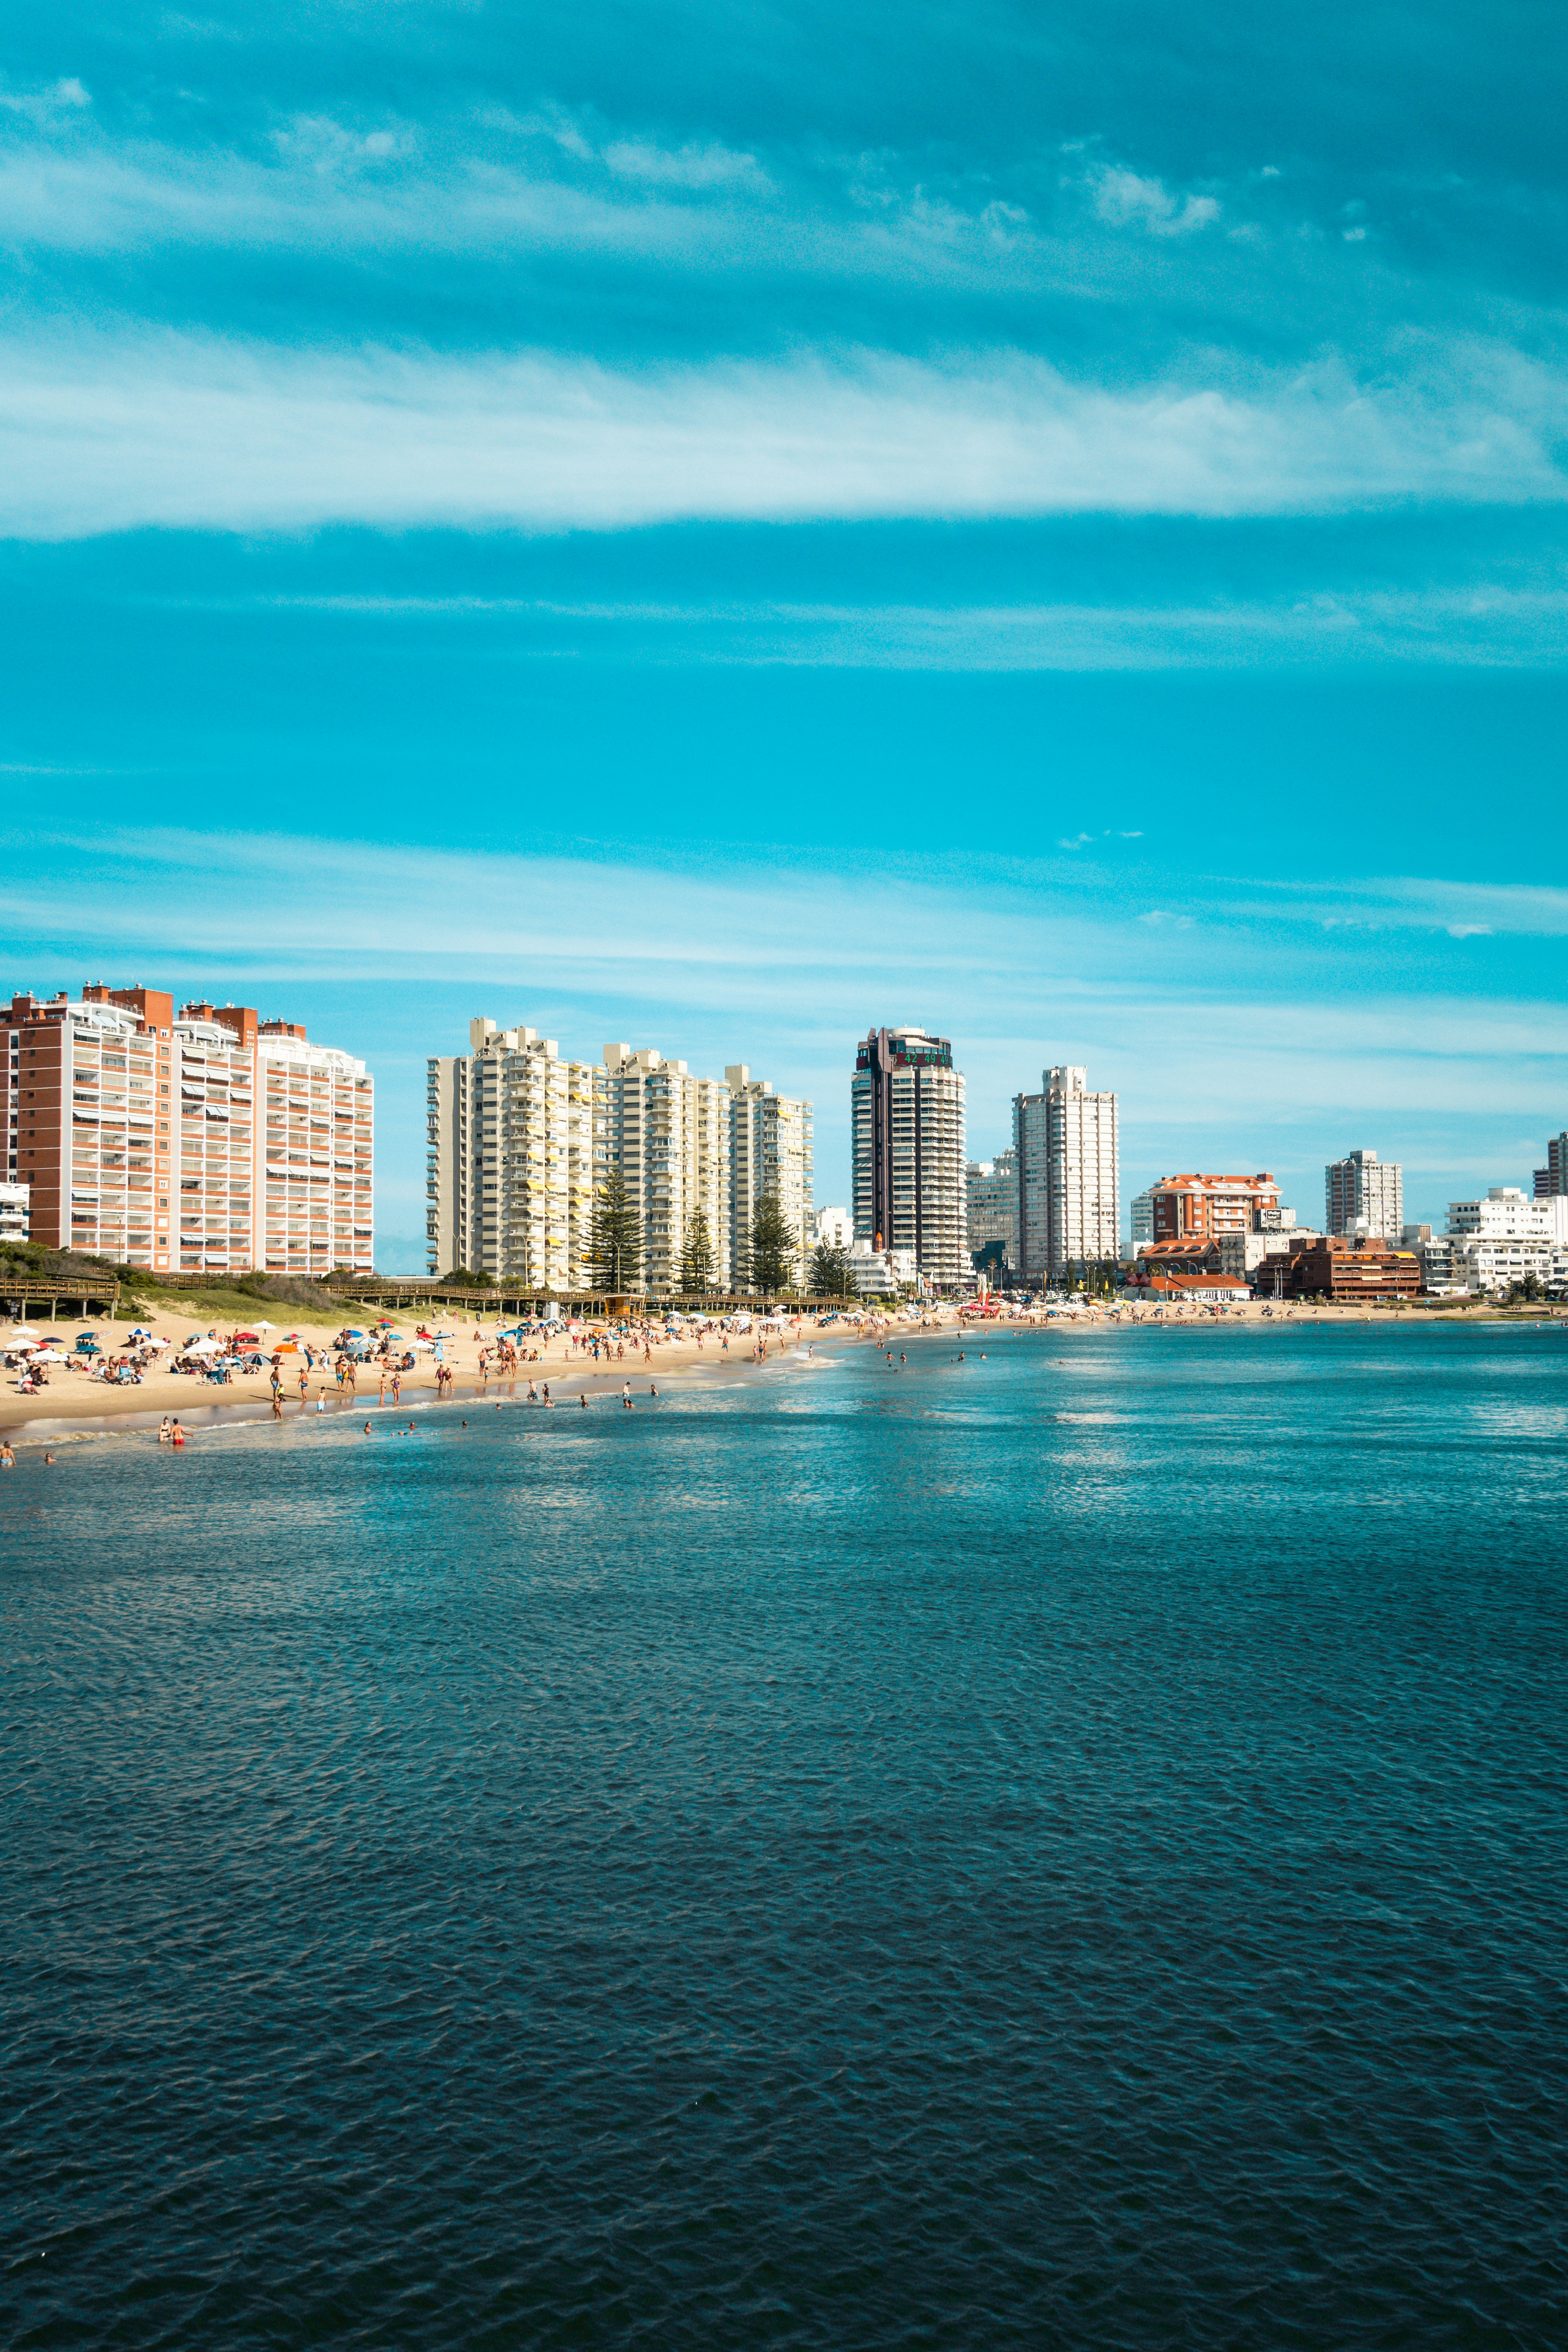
[1091,164,1220,236]
[0,327,1561,540]
[5,825,1561,1217]
[0,76,90,123]
[603,137,769,191]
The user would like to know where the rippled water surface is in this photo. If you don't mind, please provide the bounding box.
[4,1325,1566,2348]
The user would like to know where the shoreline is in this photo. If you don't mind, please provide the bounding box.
[0,1305,873,1445]
[6,1297,1562,1447]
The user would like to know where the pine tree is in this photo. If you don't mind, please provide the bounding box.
[680,1207,717,1294]
[808,1241,855,1299]
[588,1168,643,1292]
[748,1192,798,1298]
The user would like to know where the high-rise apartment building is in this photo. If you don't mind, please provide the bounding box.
[426,1020,599,1288]
[727,1065,813,1287]
[1147,1172,1281,1244]
[602,1044,733,1294]
[2,985,373,1277]
[427,1021,816,1295]
[1129,1187,1155,1252]
[966,1147,1019,1270]
[851,1025,968,1290]
[1013,1066,1119,1281]
[1534,1133,1567,1198]
[1326,1149,1403,1239]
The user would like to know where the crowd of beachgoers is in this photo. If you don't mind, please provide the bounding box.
[0,1297,944,1443]
[4,1282,1555,1454]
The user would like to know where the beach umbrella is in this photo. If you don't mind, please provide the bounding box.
[248,1318,276,1332]
[185,1336,222,1356]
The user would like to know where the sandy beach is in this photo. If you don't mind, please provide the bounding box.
[2,1292,1559,1446]
[0,1301,904,1443]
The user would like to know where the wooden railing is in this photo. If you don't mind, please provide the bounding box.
[0,1275,122,1317]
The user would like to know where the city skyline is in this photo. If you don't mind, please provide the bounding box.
[0,2,1563,1267]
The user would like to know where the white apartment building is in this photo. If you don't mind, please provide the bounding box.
[1445,1187,1568,1291]
[1448,1186,1568,1242]
[427,1020,599,1289]
[727,1065,813,1288]
[967,1148,1019,1270]
[429,1023,818,1296]
[2,986,373,1279]
[1327,1149,1403,1239]
[603,1043,732,1295]
[850,1239,918,1297]
[1014,1065,1119,1282]
[851,1025,968,1291]
[252,1021,375,1280]
[811,1204,854,1251]
[0,1180,28,1243]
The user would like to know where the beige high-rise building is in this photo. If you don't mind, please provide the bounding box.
[601,1044,732,1294]
[1013,1064,1119,1282]
[726,1065,814,1288]
[1325,1149,1403,1240]
[426,1019,598,1289]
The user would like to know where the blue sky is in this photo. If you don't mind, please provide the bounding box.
[2,3,1565,1266]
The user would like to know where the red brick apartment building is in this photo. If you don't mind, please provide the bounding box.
[1282,1237,1422,1300]
[2,986,373,1278]
[1149,1172,1281,1242]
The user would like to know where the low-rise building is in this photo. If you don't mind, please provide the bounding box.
[850,1238,917,1297]
[1279,1236,1422,1300]
[0,1180,28,1243]
[1216,1228,1321,1285]
[1448,1186,1568,1243]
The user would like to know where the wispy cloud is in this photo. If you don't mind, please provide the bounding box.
[0,327,1561,540]
[3,824,1562,1224]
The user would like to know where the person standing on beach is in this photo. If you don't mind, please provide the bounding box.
[391,1370,401,1405]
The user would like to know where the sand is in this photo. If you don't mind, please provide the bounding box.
[0,1301,909,1441]
[2,1293,1557,1445]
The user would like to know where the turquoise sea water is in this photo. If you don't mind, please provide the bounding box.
[4,1324,1566,2348]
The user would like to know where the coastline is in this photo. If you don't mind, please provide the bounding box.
[0,1302,888,1445]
